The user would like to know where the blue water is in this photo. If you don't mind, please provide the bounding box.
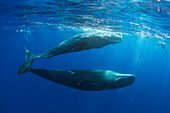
[0,0,170,113]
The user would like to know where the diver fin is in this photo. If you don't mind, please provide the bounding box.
[17,47,35,75]
[164,48,168,54]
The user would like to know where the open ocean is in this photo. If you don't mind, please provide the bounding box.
[0,0,170,113]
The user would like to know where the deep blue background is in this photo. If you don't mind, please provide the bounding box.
[0,27,170,113]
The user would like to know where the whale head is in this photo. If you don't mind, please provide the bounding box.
[114,73,135,88]
[106,32,122,43]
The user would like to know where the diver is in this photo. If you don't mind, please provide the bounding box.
[158,41,167,54]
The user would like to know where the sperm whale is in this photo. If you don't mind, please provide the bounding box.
[30,69,135,91]
[17,32,122,75]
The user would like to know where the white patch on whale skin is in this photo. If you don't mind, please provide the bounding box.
[90,82,99,87]
[67,70,74,74]
[104,70,117,80]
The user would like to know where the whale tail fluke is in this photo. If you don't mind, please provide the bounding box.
[17,47,35,75]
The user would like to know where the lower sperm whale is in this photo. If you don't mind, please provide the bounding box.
[17,32,122,75]
[30,69,135,91]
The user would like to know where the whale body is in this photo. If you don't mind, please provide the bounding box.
[30,69,135,91]
[17,32,122,75]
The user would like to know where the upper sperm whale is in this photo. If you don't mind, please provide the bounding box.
[17,32,122,75]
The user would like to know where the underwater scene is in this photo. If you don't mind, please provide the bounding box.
[0,0,170,113]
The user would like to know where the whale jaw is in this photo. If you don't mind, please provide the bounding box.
[114,74,135,88]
